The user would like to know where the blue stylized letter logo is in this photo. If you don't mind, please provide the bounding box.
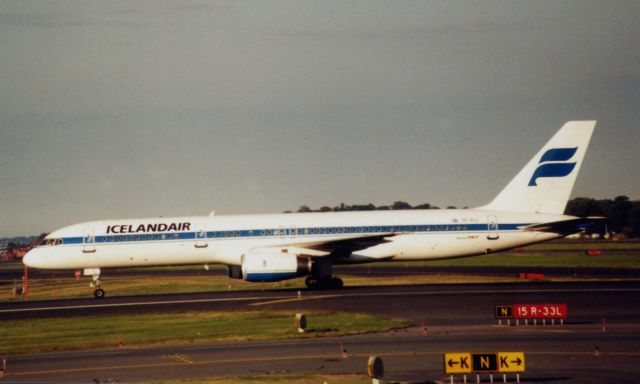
[528,147,577,186]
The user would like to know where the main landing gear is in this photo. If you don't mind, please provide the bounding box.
[305,258,344,289]
[305,276,344,289]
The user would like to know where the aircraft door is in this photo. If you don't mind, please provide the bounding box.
[487,215,499,240]
[83,228,96,253]
[194,224,208,248]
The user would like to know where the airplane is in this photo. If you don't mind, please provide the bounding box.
[24,121,603,298]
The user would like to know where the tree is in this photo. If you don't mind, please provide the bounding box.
[608,196,633,235]
[628,202,640,238]
[286,196,640,237]
[391,201,412,210]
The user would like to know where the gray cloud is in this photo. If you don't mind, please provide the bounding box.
[1,0,639,236]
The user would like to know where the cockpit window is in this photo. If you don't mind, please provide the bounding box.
[40,238,63,246]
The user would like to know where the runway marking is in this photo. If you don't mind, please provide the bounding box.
[9,350,640,377]
[251,287,640,306]
[0,295,286,314]
[2,287,639,315]
[9,352,349,376]
[165,354,195,364]
[249,295,334,306]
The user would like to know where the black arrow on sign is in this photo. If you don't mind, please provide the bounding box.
[448,359,459,367]
[511,358,522,366]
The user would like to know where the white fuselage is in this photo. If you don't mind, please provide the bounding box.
[23,209,567,271]
[22,120,599,291]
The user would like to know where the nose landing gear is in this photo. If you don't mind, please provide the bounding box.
[85,268,106,299]
[91,277,105,299]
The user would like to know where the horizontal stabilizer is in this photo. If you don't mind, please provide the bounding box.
[521,216,607,235]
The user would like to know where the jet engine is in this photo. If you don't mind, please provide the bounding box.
[240,251,312,282]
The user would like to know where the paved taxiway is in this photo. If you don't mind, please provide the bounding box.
[3,281,640,383]
[7,324,640,383]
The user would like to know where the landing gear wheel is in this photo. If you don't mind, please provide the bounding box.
[93,288,106,299]
[331,277,344,289]
[90,273,104,299]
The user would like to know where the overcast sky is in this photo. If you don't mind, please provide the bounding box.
[1,0,639,236]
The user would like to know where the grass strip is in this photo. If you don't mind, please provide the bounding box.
[1,273,524,301]
[373,251,640,268]
[0,274,284,301]
[0,310,408,355]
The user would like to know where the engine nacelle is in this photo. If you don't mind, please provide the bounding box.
[241,251,312,282]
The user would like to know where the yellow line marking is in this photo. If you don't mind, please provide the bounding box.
[164,354,195,364]
[9,350,640,377]
[10,353,345,376]
[249,295,335,306]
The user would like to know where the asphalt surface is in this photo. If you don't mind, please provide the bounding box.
[2,281,640,383]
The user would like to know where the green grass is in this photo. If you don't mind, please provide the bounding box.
[526,240,640,251]
[412,252,640,268]
[2,272,525,301]
[354,240,640,269]
[0,310,408,355]
[0,274,296,301]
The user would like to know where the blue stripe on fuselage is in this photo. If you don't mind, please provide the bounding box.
[50,223,531,247]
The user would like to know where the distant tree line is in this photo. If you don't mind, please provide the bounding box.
[566,196,640,238]
[285,201,452,214]
[287,195,640,238]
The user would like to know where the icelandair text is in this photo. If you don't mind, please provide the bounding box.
[106,222,191,234]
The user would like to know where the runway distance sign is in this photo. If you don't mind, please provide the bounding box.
[513,304,567,319]
[444,352,525,374]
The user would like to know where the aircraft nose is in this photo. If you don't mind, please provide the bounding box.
[23,249,43,268]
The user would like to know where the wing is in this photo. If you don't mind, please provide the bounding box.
[520,216,607,235]
[252,233,396,257]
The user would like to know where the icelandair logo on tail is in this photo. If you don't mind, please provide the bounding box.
[528,147,578,186]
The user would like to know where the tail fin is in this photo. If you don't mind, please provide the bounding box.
[481,121,596,214]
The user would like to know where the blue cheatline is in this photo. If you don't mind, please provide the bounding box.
[53,222,531,246]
